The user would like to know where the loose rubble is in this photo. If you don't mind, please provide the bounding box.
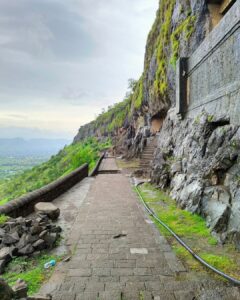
[0,278,52,300]
[0,213,62,274]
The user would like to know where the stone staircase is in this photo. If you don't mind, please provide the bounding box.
[139,135,157,171]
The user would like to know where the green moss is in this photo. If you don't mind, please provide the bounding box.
[0,214,8,225]
[153,0,176,97]
[138,183,215,239]
[207,114,214,122]
[200,253,236,274]
[230,139,238,149]
[208,236,218,246]
[94,98,131,135]
[170,15,196,68]
[133,77,144,109]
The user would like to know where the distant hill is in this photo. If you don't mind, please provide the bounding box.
[0,138,70,157]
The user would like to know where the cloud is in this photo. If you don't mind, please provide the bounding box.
[6,114,28,120]
[0,0,158,137]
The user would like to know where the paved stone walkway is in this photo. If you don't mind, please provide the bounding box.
[98,157,119,172]
[40,158,240,300]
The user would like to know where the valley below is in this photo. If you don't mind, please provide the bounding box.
[0,156,48,180]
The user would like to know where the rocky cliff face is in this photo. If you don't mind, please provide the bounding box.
[73,1,240,247]
[74,0,211,149]
[151,109,240,247]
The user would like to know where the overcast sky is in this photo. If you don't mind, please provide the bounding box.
[0,0,158,139]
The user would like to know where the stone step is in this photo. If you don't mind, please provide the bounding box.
[140,158,153,161]
[142,149,155,153]
[141,158,153,161]
[142,150,154,153]
[139,163,152,167]
[144,146,155,150]
[142,150,154,154]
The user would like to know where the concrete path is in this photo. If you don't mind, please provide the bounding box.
[40,158,240,300]
[98,157,119,172]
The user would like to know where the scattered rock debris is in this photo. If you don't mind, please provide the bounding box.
[0,214,62,274]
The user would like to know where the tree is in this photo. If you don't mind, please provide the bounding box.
[128,78,138,92]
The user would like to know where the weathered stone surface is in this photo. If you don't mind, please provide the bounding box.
[18,244,34,256]
[32,239,46,251]
[151,110,240,244]
[2,231,20,245]
[0,278,14,300]
[12,278,28,299]
[28,295,52,300]
[35,203,60,220]
[0,247,11,261]
[202,186,231,232]
[0,259,8,274]
[0,228,5,237]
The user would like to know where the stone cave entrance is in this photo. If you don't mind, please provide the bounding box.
[150,112,165,134]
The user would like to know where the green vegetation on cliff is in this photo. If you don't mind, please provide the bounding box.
[170,14,196,67]
[74,0,197,142]
[0,138,111,205]
[95,98,131,134]
[154,0,176,96]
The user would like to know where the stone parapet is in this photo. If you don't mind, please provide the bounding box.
[0,164,89,217]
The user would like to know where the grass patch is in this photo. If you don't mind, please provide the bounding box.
[139,183,212,239]
[137,183,240,280]
[3,254,61,295]
[0,214,9,225]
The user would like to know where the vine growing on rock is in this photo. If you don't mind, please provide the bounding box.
[170,14,196,67]
[153,0,176,96]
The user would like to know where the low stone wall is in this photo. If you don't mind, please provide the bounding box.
[0,164,89,218]
[89,154,105,176]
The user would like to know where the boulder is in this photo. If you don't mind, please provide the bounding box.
[179,179,203,213]
[202,186,231,233]
[0,259,8,274]
[42,233,58,248]
[171,161,182,174]
[16,233,29,250]
[35,203,60,220]
[18,244,34,256]
[0,278,14,300]
[2,231,19,245]
[30,225,43,235]
[0,247,11,261]
[32,239,46,251]
[12,278,28,299]
[0,228,5,237]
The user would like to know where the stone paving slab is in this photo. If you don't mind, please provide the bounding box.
[40,159,240,300]
[98,157,119,172]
